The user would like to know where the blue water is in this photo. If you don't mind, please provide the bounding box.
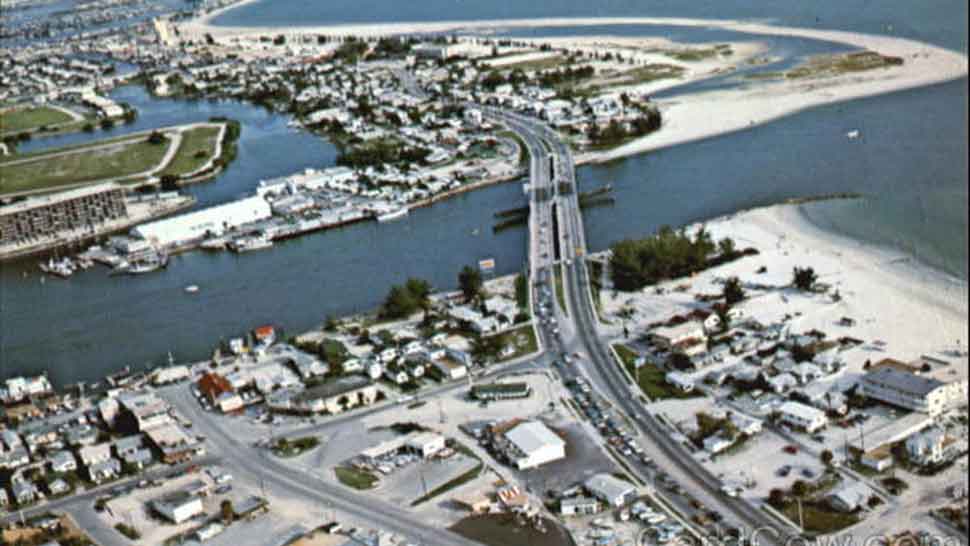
[0,2,966,386]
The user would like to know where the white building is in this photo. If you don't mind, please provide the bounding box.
[777,401,828,433]
[152,491,204,523]
[650,322,706,350]
[585,473,637,507]
[905,427,963,466]
[665,371,695,393]
[860,367,967,416]
[132,196,272,248]
[501,421,566,470]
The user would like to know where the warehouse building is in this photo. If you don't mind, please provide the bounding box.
[131,195,272,248]
[0,183,128,249]
[494,420,565,470]
[152,491,204,523]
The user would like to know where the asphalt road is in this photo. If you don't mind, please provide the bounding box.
[492,109,797,546]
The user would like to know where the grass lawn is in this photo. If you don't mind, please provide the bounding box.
[1,106,74,133]
[0,135,171,195]
[496,324,539,361]
[334,466,379,490]
[780,501,860,534]
[613,343,701,400]
[554,267,568,316]
[272,435,320,457]
[160,126,221,176]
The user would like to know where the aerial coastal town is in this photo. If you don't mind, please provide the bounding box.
[1,1,968,546]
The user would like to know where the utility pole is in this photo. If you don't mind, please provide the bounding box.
[797,498,805,530]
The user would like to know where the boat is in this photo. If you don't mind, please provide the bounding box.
[39,257,75,278]
[200,237,228,250]
[376,207,409,223]
[184,285,200,294]
[112,253,168,275]
[846,129,860,139]
[229,235,274,253]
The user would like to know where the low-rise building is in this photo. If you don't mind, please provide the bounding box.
[905,427,964,467]
[495,420,565,470]
[777,401,828,433]
[152,491,204,523]
[860,367,967,416]
[269,376,379,415]
[585,473,637,507]
[471,382,531,401]
[560,496,600,516]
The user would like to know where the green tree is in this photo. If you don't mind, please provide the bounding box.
[768,488,787,508]
[147,130,166,145]
[793,266,818,291]
[723,276,745,305]
[791,480,809,498]
[821,449,834,466]
[99,118,114,130]
[514,273,528,309]
[718,237,736,257]
[382,284,419,319]
[220,499,234,523]
[458,265,483,303]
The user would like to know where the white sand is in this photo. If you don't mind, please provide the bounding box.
[603,202,969,378]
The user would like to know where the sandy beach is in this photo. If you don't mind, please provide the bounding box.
[602,202,969,379]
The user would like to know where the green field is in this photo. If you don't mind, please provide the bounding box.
[0,136,171,195]
[160,126,221,176]
[613,343,702,400]
[0,106,75,134]
[335,466,379,490]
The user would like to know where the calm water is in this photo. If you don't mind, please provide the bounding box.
[0,3,966,385]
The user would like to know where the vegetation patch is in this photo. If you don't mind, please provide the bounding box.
[335,465,379,490]
[0,105,74,134]
[271,435,320,457]
[613,343,702,400]
[161,125,222,176]
[0,134,172,195]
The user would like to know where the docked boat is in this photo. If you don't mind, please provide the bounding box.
[200,237,228,250]
[39,257,75,278]
[230,235,274,253]
[184,285,200,294]
[112,253,168,275]
[377,207,409,222]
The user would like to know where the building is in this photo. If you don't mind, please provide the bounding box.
[152,491,204,523]
[561,496,600,516]
[650,321,706,350]
[116,391,172,432]
[269,376,379,415]
[48,450,77,473]
[0,183,128,250]
[361,432,447,462]
[777,401,828,433]
[145,422,204,464]
[905,427,964,467]
[585,473,637,507]
[131,195,272,248]
[198,372,243,413]
[665,372,695,393]
[497,421,566,470]
[407,432,447,458]
[471,382,531,401]
[860,445,894,472]
[827,481,871,513]
[860,367,967,416]
[704,434,735,455]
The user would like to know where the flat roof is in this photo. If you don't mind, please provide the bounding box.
[297,376,372,401]
[504,421,564,455]
[863,367,946,397]
[1,182,123,213]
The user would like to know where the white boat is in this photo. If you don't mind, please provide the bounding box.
[39,257,75,278]
[377,207,409,222]
[846,129,860,139]
[200,237,228,250]
[185,285,200,294]
[230,235,274,253]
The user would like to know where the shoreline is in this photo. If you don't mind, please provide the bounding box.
[181,16,968,164]
[603,199,968,377]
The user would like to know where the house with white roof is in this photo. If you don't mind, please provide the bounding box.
[777,401,828,433]
[499,421,566,470]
